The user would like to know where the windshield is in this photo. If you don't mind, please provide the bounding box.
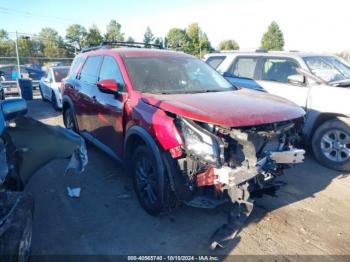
[53,67,69,82]
[124,56,234,94]
[303,56,350,83]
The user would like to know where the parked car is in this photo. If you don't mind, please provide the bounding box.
[0,64,44,81]
[39,66,70,110]
[62,45,305,216]
[0,98,87,261]
[204,51,350,172]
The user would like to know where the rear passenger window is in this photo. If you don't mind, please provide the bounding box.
[99,56,126,92]
[69,56,85,78]
[261,58,299,83]
[80,56,103,84]
[231,57,258,79]
[206,56,226,69]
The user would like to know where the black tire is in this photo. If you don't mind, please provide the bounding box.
[312,117,350,172]
[63,107,77,132]
[51,91,60,111]
[39,85,48,102]
[0,89,4,100]
[131,145,177,216]
[0,192,34,262]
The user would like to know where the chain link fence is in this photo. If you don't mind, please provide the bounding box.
[0,55,73,97]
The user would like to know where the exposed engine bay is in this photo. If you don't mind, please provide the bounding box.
[171,117,305,249]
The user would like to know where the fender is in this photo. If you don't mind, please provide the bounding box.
[124,125,164,173]
[303,109,349,140]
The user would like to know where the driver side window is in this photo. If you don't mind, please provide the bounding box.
[261,58,299,84]
[47,71,53,83]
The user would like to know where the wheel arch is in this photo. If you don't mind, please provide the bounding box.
[305,111,349,141]
[124,125,164,174]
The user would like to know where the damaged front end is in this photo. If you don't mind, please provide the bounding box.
[174,117,305,205]
[169,117,305,248]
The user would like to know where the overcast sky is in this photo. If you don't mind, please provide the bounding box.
[0,0,349,52]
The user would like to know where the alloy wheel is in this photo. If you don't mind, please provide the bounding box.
[320,129,350,162]
[134,155,158,205]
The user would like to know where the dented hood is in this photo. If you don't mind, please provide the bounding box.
[142,89,305,127]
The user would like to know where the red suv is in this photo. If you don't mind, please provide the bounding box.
[62,44,305,215]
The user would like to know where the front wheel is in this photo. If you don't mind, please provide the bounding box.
[0,89,4,100]
[312,117,350,172]
[131,145,177,216]
[0,192,34,262]
[51,91,60,111]
[63,107,78,132]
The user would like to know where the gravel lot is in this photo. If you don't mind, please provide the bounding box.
[24,95,350,258]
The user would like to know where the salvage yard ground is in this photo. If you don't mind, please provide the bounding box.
[25,93,350,257]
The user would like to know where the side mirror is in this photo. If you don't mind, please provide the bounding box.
[1,99,27,121]
[288,74,305,86]
[97,79,118,94]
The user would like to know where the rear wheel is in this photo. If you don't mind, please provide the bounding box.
[39,85,48,102]
[131,145,177,216]
[51,91,60,111]
[312,117,350,172]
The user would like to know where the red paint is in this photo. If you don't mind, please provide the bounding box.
[97,79,118,92]
[196,168,217,187]
[142,89,305,127]
[169,146,183,158]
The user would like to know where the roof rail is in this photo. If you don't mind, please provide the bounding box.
[80,41,163,53]
[80,45,107,53]
[255,49,268,53]
[102,41,163,49]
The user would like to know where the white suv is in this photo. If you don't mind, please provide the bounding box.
[204,51,350,172]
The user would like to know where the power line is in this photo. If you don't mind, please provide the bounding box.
[0,6,89,24]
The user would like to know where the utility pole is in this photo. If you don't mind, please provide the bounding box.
[14,31,22,97]
[15,31,21,80]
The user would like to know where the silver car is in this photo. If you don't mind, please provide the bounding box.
[39,66,70,110]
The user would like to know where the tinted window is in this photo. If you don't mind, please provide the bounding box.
[99,56,125,92]
[53,67,69,82]
[262,58,298,83]
[80,56,103,84]
[232,57,258,79]
[124,57,233,94]
[206,56,226,69]
[69,56,85,78]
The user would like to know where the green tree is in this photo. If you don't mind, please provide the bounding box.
[105,20,124,42]
[219,39,239,51]
[143,26,154,47]
[0,29,14,56]
[153,37,164,48]
[83,25,103,47]
[66,24,87,50]
[261,21,285,51]
[126,36,135,43]
[186,23,212,57]
[38,27,67,58]
[166,28,187,51]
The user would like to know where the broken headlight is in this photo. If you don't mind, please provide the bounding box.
[180,118,220,165]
